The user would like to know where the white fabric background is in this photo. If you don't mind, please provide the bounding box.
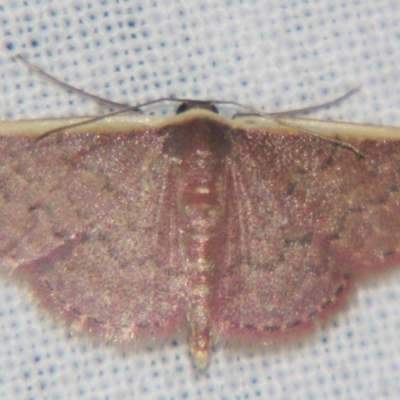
[1,0,400,399]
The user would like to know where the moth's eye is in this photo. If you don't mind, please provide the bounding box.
[210,104,219,114]
[176,103,189,114]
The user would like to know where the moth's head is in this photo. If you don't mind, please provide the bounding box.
[176,100,219,115]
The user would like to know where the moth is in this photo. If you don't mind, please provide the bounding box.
[1,58,400,369]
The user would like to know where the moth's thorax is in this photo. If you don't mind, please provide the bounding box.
[174,117,230,368]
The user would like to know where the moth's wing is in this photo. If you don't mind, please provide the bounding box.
[0,124,185,340]
[213,124,400,340]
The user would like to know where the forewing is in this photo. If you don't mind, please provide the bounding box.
[0,127,185,340]
[213,126,400,340]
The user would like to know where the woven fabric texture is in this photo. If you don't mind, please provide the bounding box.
[1,1,400,399]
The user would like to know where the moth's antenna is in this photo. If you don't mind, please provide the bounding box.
[232,87,360,119]
[265,87,361,116]
[15,54,130,110]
